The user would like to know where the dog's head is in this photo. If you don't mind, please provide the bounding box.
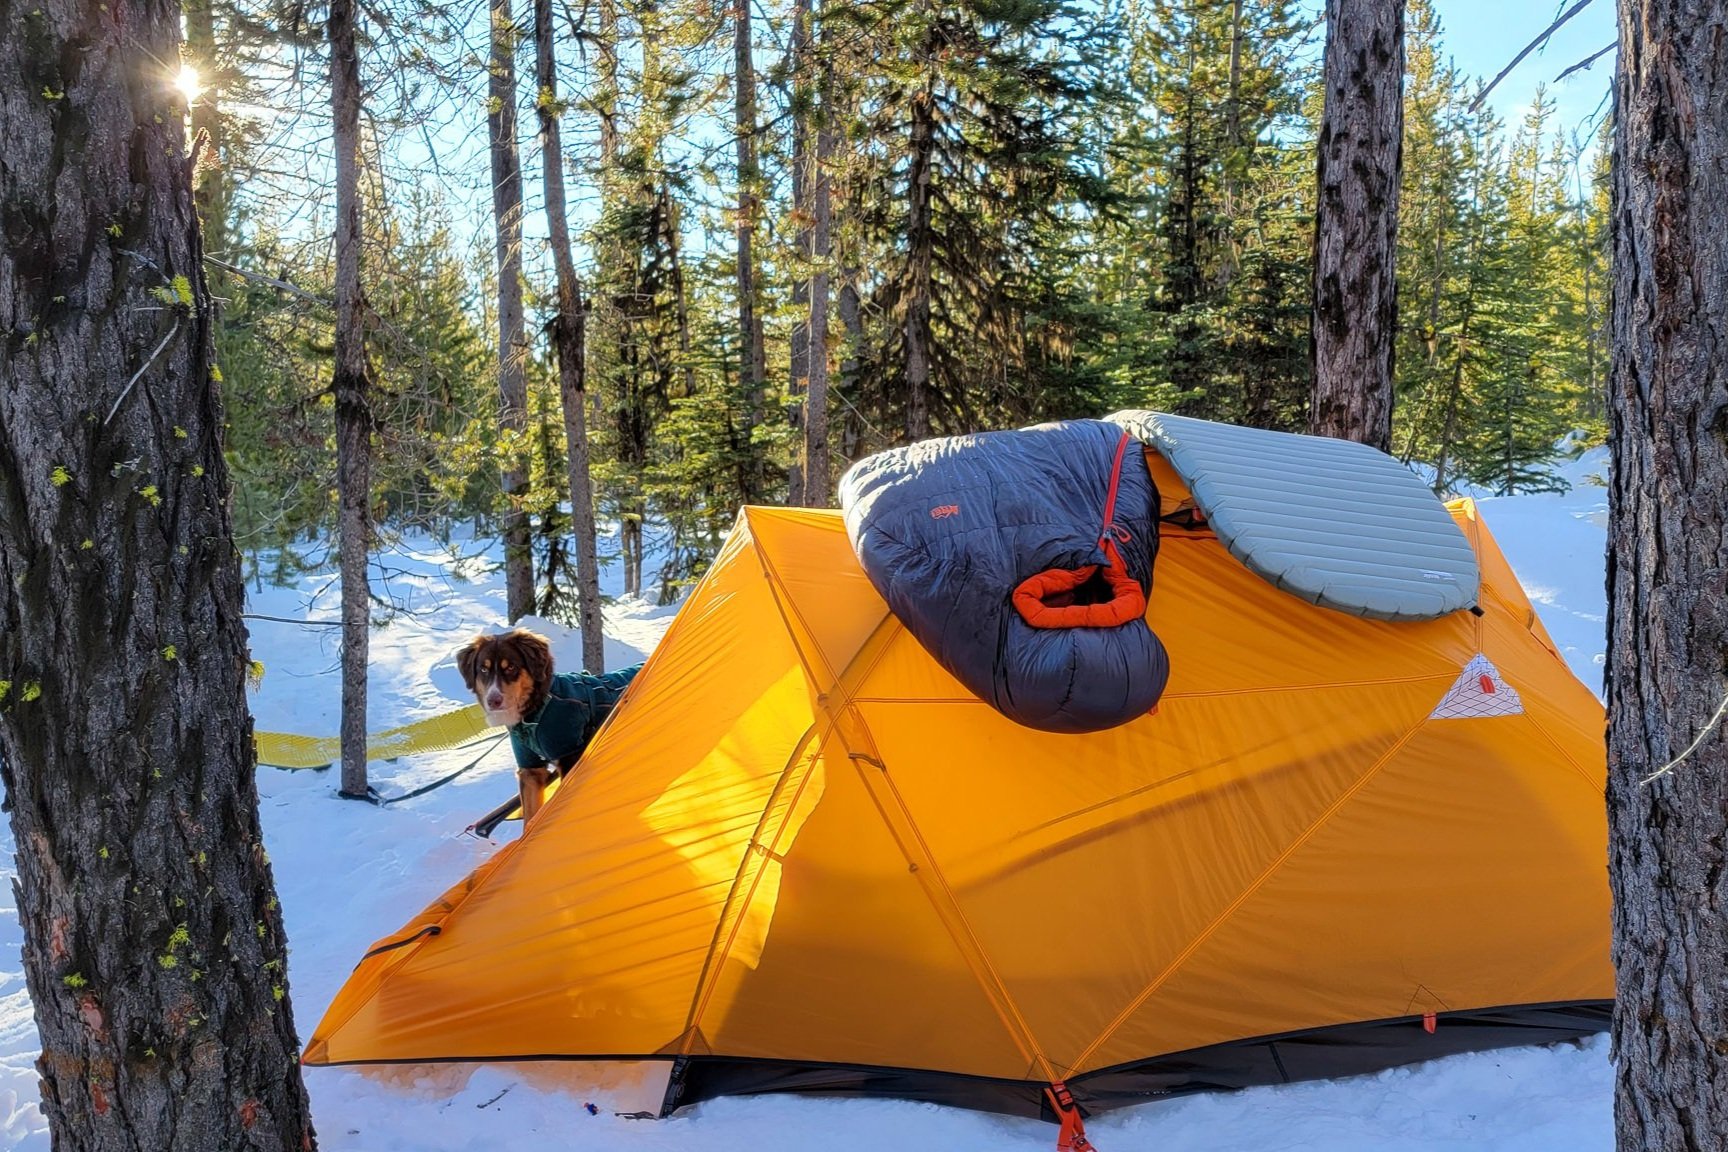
[456,629,555,728]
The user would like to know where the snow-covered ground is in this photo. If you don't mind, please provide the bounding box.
[0,454,1617,1151]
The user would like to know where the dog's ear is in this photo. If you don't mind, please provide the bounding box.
[514,631,555,698]
[455,636,485,691]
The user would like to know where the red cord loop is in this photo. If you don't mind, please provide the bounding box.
[1096,431,1133,551]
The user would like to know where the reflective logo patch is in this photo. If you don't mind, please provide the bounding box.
[1429,654,1524,719]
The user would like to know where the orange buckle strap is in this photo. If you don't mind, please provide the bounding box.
[1044,1081,1097,1152]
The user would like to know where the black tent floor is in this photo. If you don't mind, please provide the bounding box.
[662,1001,1613,1120]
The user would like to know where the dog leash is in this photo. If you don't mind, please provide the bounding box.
[362,733,510,807]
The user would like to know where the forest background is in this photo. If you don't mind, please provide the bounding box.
[200,0,1618,612]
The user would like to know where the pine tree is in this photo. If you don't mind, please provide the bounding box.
[847,0,1118,443]
[1104,0,1311,424]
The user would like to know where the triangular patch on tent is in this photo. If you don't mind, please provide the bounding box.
[1430,654,1523,719]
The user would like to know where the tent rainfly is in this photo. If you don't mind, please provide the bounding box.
[305,417,1611,1142]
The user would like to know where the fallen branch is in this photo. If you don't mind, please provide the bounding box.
[204,255,328,305]
[242,613,344,627]
[1640,686,1728,786]
[105,320,182,426]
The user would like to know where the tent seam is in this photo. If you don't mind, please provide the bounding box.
[679,721,827,1052]
[846,750,1059,1083]
[746,526,1061,1083]
[1518,706,1605,795]
[677,512,856,1053]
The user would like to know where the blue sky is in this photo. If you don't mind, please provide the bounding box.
[1429,0,1616,140]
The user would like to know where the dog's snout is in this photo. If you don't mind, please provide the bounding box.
[485,690,505,710]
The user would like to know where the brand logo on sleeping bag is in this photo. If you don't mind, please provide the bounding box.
[930,504,960,519]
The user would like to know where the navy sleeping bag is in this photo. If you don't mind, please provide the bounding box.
[839,420,1170,734]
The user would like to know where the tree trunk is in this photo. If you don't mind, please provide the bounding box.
[591,0,622,436]
[0,0,317,1141]
[904,76,936,443]
[1430,297,1471,495]
[838,270,863,463]
[597,0,620,168]
[488,0,533,623]
[534,0,606,673]
[1606,4,1728,1150]
[1219,0,1244,286]
[1309,0,1403,452]
[805,33,835,504]
[786,0,812,506]
[665,183,697,401]
[733,0,765,486]
[330,0,373,799]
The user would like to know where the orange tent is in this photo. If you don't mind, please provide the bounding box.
[305,455,1610,1123]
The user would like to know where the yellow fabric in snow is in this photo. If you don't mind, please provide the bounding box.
[255,704,496,770]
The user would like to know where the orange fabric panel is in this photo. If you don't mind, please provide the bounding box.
[856,678,1448,1068]
[1086,706,1610,1070]
[1144,449,1193,517]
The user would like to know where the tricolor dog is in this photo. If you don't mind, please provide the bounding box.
[456,629,643,822]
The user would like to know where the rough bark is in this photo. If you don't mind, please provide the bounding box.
[733,0,765,481]
[487,0,533,622]
[0,0,317,1142]
[1309,0,1402,452]
[329,0,372,798]
[1606,3,1728,1150]
[533,0,605,672]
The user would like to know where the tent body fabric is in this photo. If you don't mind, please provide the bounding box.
[305,470,1611,1118]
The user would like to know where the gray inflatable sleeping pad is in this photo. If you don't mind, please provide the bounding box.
[1107,410,1481,621]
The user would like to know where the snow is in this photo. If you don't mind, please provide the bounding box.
[0,462,1616,1151]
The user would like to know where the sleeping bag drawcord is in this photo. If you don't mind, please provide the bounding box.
[1097,430,1135,568]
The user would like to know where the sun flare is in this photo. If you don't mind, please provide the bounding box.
[174,64,202,102]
